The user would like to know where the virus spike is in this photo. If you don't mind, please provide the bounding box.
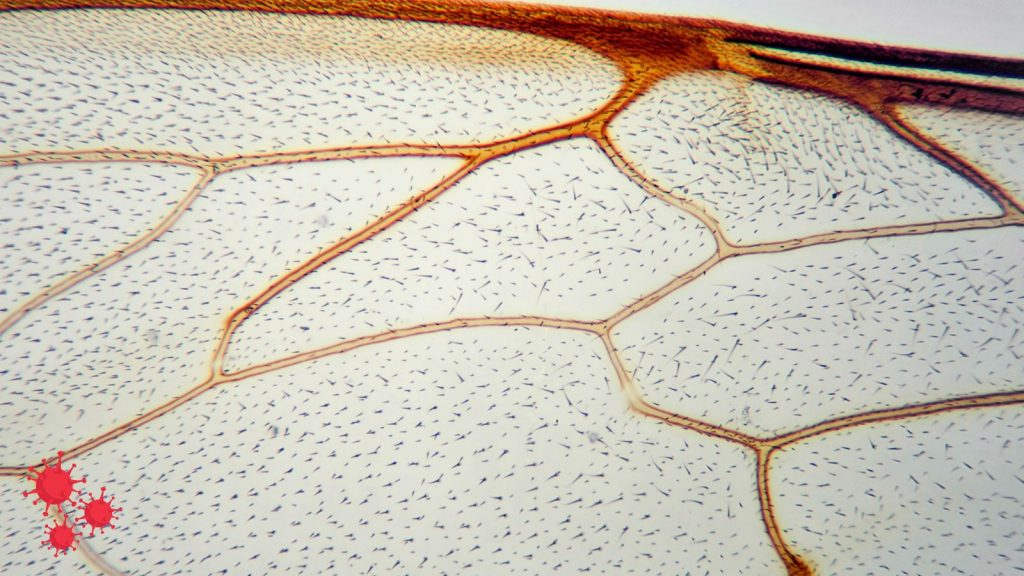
[41,518,80,557]
[22,451,86,516]
[77,486,123,536]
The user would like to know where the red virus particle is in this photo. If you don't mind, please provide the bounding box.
[77,486,122,536]
[23,451,86,516]
[42,518,80,557]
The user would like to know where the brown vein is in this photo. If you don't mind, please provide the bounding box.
[764,389,1024,449]
[757,448,813,576]
[600,331,759,447]
[0,168,215,337]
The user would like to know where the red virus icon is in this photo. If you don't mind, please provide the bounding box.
[77,486,122,536]
[23,451,86,515]
[42,518,80,557]
[20,451,125,560]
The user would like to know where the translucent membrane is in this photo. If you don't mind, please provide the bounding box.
[0,3,1021,575]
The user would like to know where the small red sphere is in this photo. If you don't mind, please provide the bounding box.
[23,451,86,516]
[42,518,79,557]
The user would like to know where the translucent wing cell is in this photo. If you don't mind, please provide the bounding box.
[0,163,200,317]
[1,483,102,574]
[77,328,785,575]
[0,9,620,155]
[613,227,1024,437]
[0,157,460,464]
[773,406,1024,575]
[898,105,1024,207]
[225,139,715,372]
[608,71,1002,245]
